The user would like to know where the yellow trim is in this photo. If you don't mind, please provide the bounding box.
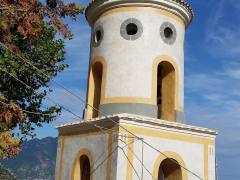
[106,132,113,180]
[100,7,185,26]
[71,148,93,180]
[152,55,182,111]
[119,125,215,145]
[102,96,153,104]
[57,136,65,180]
[204,144,209,180]
[153,151,188,180]
[126,135,135,180]
[61,125,119,137]
[60,128,112,137]
[86,57,107,119]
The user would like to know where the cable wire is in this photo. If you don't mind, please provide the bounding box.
[119,138,155,180]
[0,100,56,117]
[0,68,116,135]
[118,145,141,180]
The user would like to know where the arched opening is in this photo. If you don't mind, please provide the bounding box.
[158,158,182,180]
[73,154,91,180]
[80,155,90,180]
[88,62,103,118]
[72,149,92,180]
[157,61,175,121]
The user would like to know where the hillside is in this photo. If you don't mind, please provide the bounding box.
[0,163,16,180]
[1,137,57,180]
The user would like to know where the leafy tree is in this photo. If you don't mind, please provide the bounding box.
[0,0,83,158]
[0,0,83,51]
[0,96,22,159]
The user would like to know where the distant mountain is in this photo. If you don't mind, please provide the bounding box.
[0,163,16,180]
[1,137,58,180]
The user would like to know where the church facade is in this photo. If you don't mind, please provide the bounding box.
[55,0,217,179]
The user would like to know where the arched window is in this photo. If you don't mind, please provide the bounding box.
[158,158,182,180]
[88,62,103,118]
[72,150,92,180]
[157,61,175,121]
[80,155,90,180]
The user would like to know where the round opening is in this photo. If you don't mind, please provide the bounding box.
[164,27,173,39]
[126,23,138,35]
[95,30,102,43]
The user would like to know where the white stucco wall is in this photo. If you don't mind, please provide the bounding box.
[91,10,185,108]
[56,116,216,180]
[57,134,109,180]
[114,132,215,180]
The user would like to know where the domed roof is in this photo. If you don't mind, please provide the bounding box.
[85,0,193,27]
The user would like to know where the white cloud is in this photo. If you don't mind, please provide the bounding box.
[205,0,240,59]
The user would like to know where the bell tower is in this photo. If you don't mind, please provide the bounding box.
[55,1,217,180]
[84,0,192,123]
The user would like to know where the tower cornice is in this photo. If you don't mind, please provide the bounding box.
[85,0,193,27]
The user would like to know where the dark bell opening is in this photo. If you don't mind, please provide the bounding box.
[95,30,102,42]
[164,27,173,39]
[126,23,138,35]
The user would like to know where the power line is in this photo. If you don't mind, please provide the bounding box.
[90,137,139,178]
[118,145,141,180]
[0,68,121,170]
[0,42,204,180]
[90,146,118,176]
[119,138,155,180]
[0,68,117,135]
[143,140,204,180]
[0,100,56,117]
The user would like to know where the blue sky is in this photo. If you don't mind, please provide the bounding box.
[34,0,240,179]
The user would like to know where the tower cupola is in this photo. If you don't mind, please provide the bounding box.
[56,2,217,180]
[84,0,193,123]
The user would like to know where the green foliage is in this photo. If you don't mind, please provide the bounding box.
[0,23,68,139]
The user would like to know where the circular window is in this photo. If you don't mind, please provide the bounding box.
[120,18,143,40]
[126,23,138,35]
[93,25,104,47]
[160,22,177,45]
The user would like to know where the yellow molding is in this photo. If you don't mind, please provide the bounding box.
[151,55,181,111]
[71,148,93,180]
[101,96,153,105]
[119,125,215,145]
[152,151,188,180]
[60,128,111,137]
[61,125,119,137]
[204,144,209,180]
[57,136,65,180]
[126,135,135,180]
[87,57,108,119]
[100,7,185,26]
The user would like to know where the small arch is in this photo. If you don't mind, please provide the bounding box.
[87,60,105,118]
[72,149,93,180]
[153,151,188,180]
[158,158,182,180]
[157,61,176,121]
